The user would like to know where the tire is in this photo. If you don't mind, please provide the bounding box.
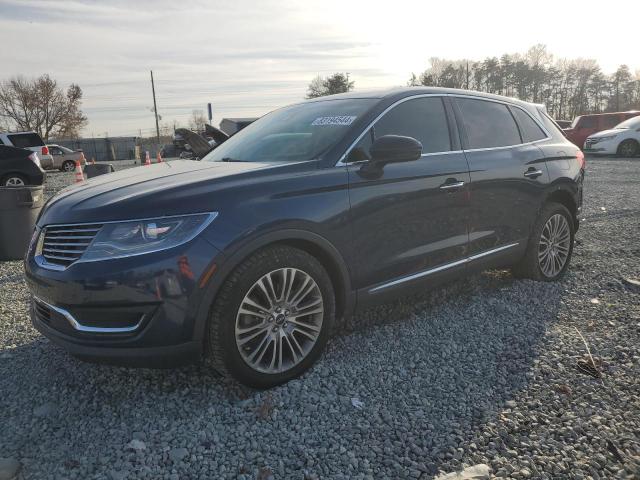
[61,160,76,172]
[2,174,27,186]
[207,245,335,388]
[617,139,640,157]
[512,203,575,281]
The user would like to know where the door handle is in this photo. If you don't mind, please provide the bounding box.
[523,168,543,179]
[439,180,465,190]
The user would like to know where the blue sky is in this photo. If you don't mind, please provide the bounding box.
[1,0,638,137]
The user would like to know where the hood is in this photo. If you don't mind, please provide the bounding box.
[588,129,620,139]
[38,160,274,226]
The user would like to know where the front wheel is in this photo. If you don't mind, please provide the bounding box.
[207,245,335,388]
[617,139,639,157]
[512,203,575,281]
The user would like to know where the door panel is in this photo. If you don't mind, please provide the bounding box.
[348,152,470,291]
[453,97,549,257]
[464,143,548,255]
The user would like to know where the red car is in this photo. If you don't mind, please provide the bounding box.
[564,111,640,148]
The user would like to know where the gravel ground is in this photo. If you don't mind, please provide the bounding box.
[1,157,639,479]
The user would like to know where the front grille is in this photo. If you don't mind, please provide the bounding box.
[41,223,102,267]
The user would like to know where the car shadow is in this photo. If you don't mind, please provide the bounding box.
[1,268,564,478]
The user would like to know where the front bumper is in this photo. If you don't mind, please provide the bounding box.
[583,140,617,155]
[25,236,222,367]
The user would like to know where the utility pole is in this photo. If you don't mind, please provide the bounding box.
[465,61,470,90]
[150,70,160,143]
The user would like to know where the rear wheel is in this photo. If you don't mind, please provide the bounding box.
[2,174,26,186]
[512,203,574,281]
[61,160,76,172]
[617,139,639,157]
[207,245,335,388]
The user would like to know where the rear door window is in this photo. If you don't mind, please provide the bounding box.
[7,133,45,148]
[456,98,521,149]
[510,107,547,142]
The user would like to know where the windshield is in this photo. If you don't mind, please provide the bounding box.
[614,116,640,129]
[203,98,376,163]
[571,116,581,128]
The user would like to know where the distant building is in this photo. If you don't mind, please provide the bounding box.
[220,118,258,136]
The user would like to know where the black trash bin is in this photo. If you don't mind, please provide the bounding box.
[84,163,115,178]
[0,186,44,261]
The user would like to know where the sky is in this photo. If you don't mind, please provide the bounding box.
[1,0,638,137]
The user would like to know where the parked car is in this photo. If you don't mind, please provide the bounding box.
[47,144,86,171]
[0,131,54,169]
[583,116,640,156]
[555,119,572,129]
[563,111,640,148]
[25,87,584,388]
[0,145,45,186]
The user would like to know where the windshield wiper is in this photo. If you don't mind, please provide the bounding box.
[220,157,244,162]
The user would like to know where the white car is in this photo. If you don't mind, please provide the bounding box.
[0,131,55,168]
[583,116,640,157]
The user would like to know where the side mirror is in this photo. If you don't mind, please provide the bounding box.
[370,135,422,164]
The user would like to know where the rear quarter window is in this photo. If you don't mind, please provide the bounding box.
[7,133,45,148]
[510,107,547,142]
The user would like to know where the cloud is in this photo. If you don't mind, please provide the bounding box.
[1,0,637,136]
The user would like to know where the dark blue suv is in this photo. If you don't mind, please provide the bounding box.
[25,87,584,388]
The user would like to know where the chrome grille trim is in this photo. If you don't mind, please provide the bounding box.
[36,223,103,269]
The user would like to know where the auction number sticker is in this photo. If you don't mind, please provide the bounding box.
[311,115,357,126]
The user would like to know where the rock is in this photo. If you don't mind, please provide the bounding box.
[0,458,21,480]
[169,447,188,463]
[435,464,491,480]
[125,439,146,451]
[505,400,517,408]
[351,397,364,409]
[622,277,640,291]
[33,402,58,418]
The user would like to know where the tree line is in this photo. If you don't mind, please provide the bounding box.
[408,44,640,120]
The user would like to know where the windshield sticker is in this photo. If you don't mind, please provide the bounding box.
[311,115,357,126]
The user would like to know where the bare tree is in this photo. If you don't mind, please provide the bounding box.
[0,74,87,140]
[189,109,208,132]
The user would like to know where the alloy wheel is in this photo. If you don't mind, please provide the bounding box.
[63,162,75,172]
[538,213,571,278]
[235,268,324,374]
[619,141,638,157]
[5,177,25,186]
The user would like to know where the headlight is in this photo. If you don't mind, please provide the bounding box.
[81,212,217,262]
[589,135,617,144]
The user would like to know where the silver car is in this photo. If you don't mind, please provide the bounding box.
[47,144,86,171]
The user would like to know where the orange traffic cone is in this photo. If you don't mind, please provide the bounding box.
[74,159,84,183]
[156,151,163,163]
[144,151,151,166]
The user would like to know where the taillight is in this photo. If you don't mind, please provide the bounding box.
[29,152,41,168]
[41,146,49,155]
[576,150,585,170]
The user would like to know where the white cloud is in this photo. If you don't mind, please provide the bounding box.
[1,0,638,136]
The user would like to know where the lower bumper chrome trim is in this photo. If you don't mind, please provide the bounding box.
[33,296,144,334]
